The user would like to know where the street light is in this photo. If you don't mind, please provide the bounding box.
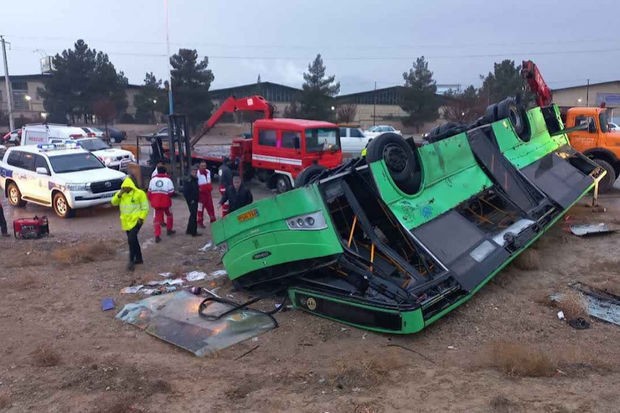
[24,95,31,101]
[41,112,47,121]
[152,99,158,124]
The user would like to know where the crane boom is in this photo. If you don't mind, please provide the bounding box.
[190,95,275,148]
[521,60,553,107]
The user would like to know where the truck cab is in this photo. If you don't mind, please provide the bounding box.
[233,118,342,193]
[564,107,620,191]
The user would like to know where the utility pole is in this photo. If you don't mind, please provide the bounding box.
[164,0,174,115]
[1,35,15,131]
[373,81,377,126]
[586,79,590,107]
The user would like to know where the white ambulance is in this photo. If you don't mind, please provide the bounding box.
[21,124,135,171]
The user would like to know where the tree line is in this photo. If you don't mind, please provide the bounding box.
[38,39,530,131]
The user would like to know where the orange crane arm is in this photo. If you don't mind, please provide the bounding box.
[190,95,275,147]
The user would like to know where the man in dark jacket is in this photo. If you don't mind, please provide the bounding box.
[183,166,202,236]
[218,176,253,214]
[218,157,233,217]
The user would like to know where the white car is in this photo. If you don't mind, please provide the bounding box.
[364,125,401,139]
[72,137,135,171]
[81,126,106,138]
[339,127,372,154]
[608,122,619,131]
[0,142,127,218]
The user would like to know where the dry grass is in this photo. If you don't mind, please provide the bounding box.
[486,341,556,377]
[512,249,542,271]
[555,291,587,320]
[4,252,48,268]
[330,356,403,390]
[490,395,522,413]
[0,274,40,291]
[51,240,116,264]
[0,392,11,409]
[31,345,61,367]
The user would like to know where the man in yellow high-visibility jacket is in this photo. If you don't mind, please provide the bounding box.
[111,176,150,271]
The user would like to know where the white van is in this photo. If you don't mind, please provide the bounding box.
[21,124,86,146]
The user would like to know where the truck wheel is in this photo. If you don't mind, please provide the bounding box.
[594,159,616,193]
[275,175,292,193]
[483,103,499,124]
[497,97,531,142]
[53,192,74,218]
[366,133,421,194]
[295,165,326,187]
[7,182,27,207]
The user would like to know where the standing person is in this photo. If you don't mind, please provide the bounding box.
[218,176,253,214]
[183,165,202,237]
[111,176,150,271]
[196,161,216,227]
[0,193,9,237]
[148,165,176,243]
[218,157,233,217]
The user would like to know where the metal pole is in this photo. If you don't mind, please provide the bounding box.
[1,35,15,131]
[373,81,376,126]
[586,79,590,107]
[165,0,174,115]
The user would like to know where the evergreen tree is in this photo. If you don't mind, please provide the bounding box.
[299,54,340,121]
[39,39,128,124]
[479,59,527,105]
[401,56,440,131]
[134,73,167,123]
[170,49,214,130]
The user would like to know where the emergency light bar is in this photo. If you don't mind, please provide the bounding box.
[37,140,81,151]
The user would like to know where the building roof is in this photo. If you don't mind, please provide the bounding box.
[552,80,620,92]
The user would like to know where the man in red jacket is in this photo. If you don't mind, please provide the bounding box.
[196,161,216,227]
[147,165,176,243]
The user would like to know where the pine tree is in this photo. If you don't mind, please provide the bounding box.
[401,56,440,132]
[299,54,340,121]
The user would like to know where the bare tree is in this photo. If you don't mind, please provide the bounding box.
[336,104,357,123]
[93,98,117,144]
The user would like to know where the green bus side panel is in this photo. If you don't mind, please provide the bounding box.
[370,133,493,229]
[495,106,569,169]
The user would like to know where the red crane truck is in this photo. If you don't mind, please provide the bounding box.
[183,95,343,193]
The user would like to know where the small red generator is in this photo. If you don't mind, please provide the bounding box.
[13,216,50,239]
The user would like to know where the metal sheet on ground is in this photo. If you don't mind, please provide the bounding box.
[569,223,618,236]
[570,282,620,326]
[116,290,276,356]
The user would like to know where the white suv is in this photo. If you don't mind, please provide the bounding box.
[0,142,127,218]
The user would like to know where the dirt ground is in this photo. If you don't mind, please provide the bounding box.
[1,159,620,412]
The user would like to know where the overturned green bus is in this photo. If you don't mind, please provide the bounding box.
[212,100,604,334]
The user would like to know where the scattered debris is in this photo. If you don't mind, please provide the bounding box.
[570,282,620,326]
[234,345,260,360]
[120,285,143,294]
[568,317,590,330]
[199,241,213,252]
[101,298,115,311]
[209,269,227,278]
[159,272,173,278]
[186,271,207,282]
[386,343,436,364]
[116,290,276,356]
[557,311,565,320]
[569,223,618,237]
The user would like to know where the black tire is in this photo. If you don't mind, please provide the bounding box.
[295,165,327,187]
[7,182,26,207]
[594,159,616,193]
[497,97,531,142]
[275,175,292,193]
[366,133,421,194]
[53,192,74,218]
[483,103,499,124]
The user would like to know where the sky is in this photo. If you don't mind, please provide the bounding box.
[2,0,620,94]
